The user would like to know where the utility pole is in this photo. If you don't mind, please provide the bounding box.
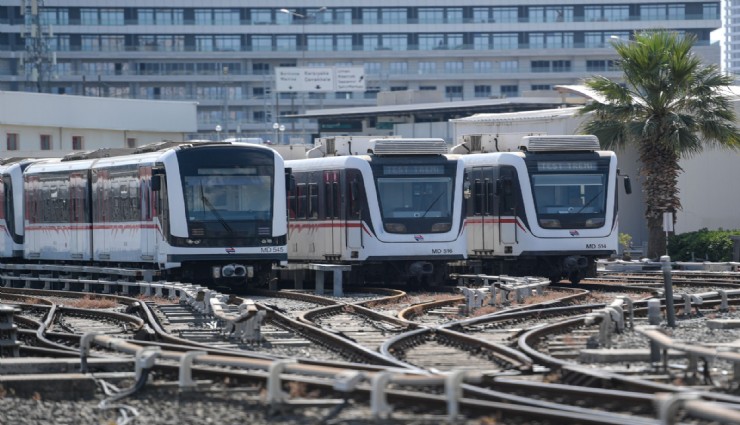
[19,0,56,93]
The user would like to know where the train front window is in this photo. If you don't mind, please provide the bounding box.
[531,172,607,229]
[184,172,272,223]
[374,162,455,234]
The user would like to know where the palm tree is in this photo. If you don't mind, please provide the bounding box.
[579,30,740,259]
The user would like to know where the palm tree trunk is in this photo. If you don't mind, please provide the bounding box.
[647,216,667,259]
[640,138,681,260]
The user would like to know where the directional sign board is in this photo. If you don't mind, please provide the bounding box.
[275,67,366,92]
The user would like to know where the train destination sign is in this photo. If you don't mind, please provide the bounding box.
[275,67,366,92]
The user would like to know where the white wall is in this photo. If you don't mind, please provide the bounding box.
[676,147,740,233]
[0,91,196,132]
[0,91,196,157]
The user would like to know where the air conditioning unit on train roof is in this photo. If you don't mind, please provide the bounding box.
[307,135,402,157]
[451,133,541,153]
[450,133,600,154]
[522,135,600,152]
[370,138,449,156]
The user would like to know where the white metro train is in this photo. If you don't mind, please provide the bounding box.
[455,134,631,283]
[283,135,630,285]
[284,138,467,285]
[0,141,289,287]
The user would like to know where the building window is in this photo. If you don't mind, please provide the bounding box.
[474,85,491,98]
[501,85,518,97]
[389,62,408,74]
[445,61,463,73]
[531,84,552,91]
[474,61,492,73]
[40,135,52,150]
[445,85,463,99]
[364,62,381,74]
[419,85,437,91]
[72,136,84,150]
[252,63,270,75]
[418,62,436,74]
[500,60,519,72]
[6,133,18,151]
[492,33,518,50]
[531,60,550,72]
[552,60,571,72]
[126,138,136,148]
[586,60,617,72]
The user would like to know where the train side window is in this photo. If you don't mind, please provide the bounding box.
[497,166,519,215]
[140,167,152,221]
[347,170,364,220]
[287,180,298,219]
[473,179,483,215]
[308,183,319,219]
[0,176,5,222]
[296,183,306,219]
[485,178,494,214]
[323,171,339,220]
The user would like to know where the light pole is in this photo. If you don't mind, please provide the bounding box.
[215,124,222,141]
[272,122,285,144]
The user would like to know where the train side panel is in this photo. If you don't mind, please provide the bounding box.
[24,160,95,262]
[91,158,160,264]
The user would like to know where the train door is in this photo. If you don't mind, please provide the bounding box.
[497,166,518,245]
[346,170,363,250]
[69,172,88,259]
[470,167,495,252]
[139,166,156,260]
[24,176,39,255]
[94,169,111,258]
[323,170,341,258]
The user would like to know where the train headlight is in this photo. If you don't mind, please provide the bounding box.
[384,223,407,233]
[585,218,605,228]
[222,264,236,277]
[431,223,451,232]
[539,219,561,228]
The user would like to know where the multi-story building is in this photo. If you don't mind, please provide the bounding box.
[0,1,722,143]
[725,0,740,75]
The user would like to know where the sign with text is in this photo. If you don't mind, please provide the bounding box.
[275,67,366,92]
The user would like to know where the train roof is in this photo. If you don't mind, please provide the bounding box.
[24,141,282,174]
[286,155,371,170]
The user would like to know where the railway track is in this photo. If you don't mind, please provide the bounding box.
[3,269,740,424]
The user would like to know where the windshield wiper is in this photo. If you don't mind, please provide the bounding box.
[200,186,233,234]
[576,190,603,214]
[421,190,446,218]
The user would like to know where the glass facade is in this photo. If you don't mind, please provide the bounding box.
[0,1,721,139]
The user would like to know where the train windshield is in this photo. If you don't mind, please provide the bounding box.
[374,163,456,234]
[184,173,272,222]
[529,159,609,229]
[178,147,274,239]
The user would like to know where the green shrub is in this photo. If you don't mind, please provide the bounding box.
[668,228,740,262]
